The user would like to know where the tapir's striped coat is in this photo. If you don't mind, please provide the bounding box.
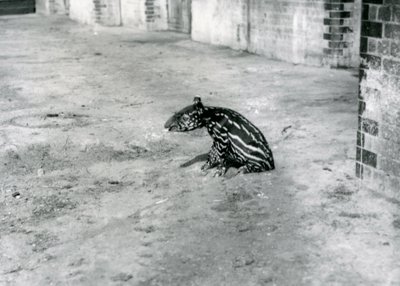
[164,97,275,176]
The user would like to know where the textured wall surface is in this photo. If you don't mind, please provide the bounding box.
[248,0,325,65]
[0,0,35,15]
[356,0,400,194]
[65,0,166,29]
[323,0,362,67]
[36,0,362,66]
[94,0,121,26]
[192,0,248,50]
[121,0,145,28]
[192,0,361,67]
[52,0,68,14]
[36,0,49,14]
[144,0,168,30]
[69,0,95,24]
[167,0,191,33]
[36,0,68,15]
[68,0,121,26]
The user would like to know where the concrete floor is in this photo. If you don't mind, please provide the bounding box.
[0,14,399,286]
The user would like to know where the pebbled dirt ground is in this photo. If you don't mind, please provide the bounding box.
[0,14,399,286]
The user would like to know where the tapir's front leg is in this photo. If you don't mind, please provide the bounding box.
[201,141,227,172]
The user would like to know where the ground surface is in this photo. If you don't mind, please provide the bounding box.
[0,15,399,286]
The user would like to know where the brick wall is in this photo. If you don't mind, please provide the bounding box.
[67,0,121,26]
[192,0,249,51]
[93,0,121,26]
[248,1,327,65]
[0,0,35,15]
[356,0,400,194]
[192,0,362,67]
[323,0,361,67]
[65,0,166,29]
[144,0,168,30]
[120,0,167,30]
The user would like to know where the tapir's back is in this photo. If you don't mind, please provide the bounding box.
[204,106,275,172]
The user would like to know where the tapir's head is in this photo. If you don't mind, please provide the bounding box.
[164,97,205,132]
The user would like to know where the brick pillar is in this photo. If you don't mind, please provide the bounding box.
[323,0,358,67]
[93,0,121,26]
[145,0,156,24]
[145,0,167,30]
[356,0,400,193]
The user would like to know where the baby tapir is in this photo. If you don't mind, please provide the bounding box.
[164,97,275,176]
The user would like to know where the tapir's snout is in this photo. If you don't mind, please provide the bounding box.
[164,114,178,131]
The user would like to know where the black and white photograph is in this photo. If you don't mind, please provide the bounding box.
[0,0,399,285]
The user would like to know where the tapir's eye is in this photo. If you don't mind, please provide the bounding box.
[182,114,190,121]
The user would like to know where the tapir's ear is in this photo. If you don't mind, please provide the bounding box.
[193,96,204,112]
[193,96,201,104]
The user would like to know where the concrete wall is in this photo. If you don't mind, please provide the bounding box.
[247,1,326,66]
[120,0,167,30]
[167,0,191,33]
[145,0,168,30]
[36,0,50,14]
[192,0,362,67]
[94,0,121,26]
[356,0,400,194]
[68,0,121,26]
[37,0,363,67]
[36,0,68,15]
[38,0,167,29]
[53,0,68,15]
[69,0,95,24]
[121,0,146,28]
[192,0,248,51]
